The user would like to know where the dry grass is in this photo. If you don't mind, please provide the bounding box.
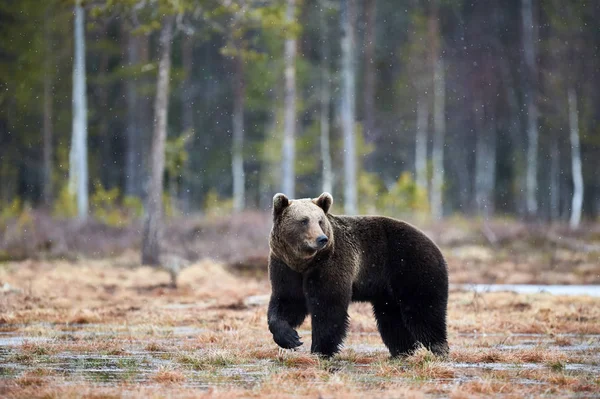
[144,342,166,352]
[1,258,599,398]
[451,380,515,396]
[2,213,599,285]
[151,368,186,383]
[451,347,569,364]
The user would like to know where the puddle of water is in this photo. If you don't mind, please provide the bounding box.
[495,343,600,351]
[0,324,207,345]
[453,362,600,373]
[453,284,600,297]
[346,343,387,353]
[457,332,600,337]
[0,336,52,346]
[1,325,598,392]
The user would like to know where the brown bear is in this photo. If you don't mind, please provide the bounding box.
[267,192,448,358]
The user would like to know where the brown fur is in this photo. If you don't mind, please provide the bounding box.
[267,192,449,358]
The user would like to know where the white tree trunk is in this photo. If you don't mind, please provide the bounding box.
[429,0,445,220]
[475,116,497,217]
[415,94,428,193]
[282,0,297,197]
[341,0,357,214]
[522,0,539,217]
[431,56,445,220]
[42,5,53,207]
[125,29,140,197]
[568,87,583,229]
[549,138,560,221]
[232,54,245,212]
[363,0,376,145]
[141,16,174,266]
[69,0,88,219]
[320,0,333,194]
[180,35,194,212]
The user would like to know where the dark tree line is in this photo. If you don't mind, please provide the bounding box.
[1,0,599,228]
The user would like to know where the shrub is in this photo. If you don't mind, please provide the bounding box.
[91,181,123,227]
[0,197,23,223]
[52,186,77,218]
[91,181,144,227]
[204,189,234,218]
[378,172,429,217]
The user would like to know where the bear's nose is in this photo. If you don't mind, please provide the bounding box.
[316,235,329,247]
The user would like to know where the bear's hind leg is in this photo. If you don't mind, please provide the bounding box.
[400,306,448,357]
[372,301,417,357]
[305,272,351,357]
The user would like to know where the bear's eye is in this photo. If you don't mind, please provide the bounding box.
[319,219,324,226]
[300,218,309,226]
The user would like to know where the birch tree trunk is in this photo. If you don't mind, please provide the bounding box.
[282,0,297,197]
[363,0,376,145]
[97,28,111,187]
[141,16,174,266]
[549,138,560,221]
[415,93,428,193]
[125,29,140,197]
[430,0,445,220]
[431,63,445,219]
[232,53,245,212]
[341,0,357,214]
[474,108,497,216]
[137,33,152,198]
[69,0,88,219]
[42,5,53,207]
[522,0,539,217]
[320,0,333,194]
[568,87,583,229]
[180,35,194,212]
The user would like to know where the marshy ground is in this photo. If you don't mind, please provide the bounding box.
[1,250,599,398]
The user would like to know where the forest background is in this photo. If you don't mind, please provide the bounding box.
[1,0,599,266]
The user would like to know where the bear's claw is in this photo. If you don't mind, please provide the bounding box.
[272,325,303,349]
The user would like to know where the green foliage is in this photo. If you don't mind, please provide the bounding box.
[357,171,383,215]
[162,192,178,219]
[123,196,144,219]
[90,181,144,227]
[91,181,123,227]
[0,198,23,223]
[295,121,321,176]
[0,199,34,245]
[0,198,34,239]
[203,189,234,218]
[378,172,429,217]
[357,170,429,217]
[165,133,191,178]
[53,186,78,218]
[212,0,290,67]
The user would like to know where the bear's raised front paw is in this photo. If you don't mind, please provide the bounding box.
[270,321,303,349]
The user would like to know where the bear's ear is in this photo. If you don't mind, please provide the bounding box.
[272,193,290,219]
[313,192,333,214]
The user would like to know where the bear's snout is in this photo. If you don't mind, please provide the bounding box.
[316,235,329,248]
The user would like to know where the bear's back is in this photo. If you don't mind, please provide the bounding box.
[328,214,445,301]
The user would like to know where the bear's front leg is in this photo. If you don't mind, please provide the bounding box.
[268,295,306,349]
[305,271,351,357]
[268,256,308,349]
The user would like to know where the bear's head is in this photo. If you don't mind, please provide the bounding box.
[269,192,334,271]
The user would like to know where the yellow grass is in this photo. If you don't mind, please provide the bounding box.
[0,258,599,398]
